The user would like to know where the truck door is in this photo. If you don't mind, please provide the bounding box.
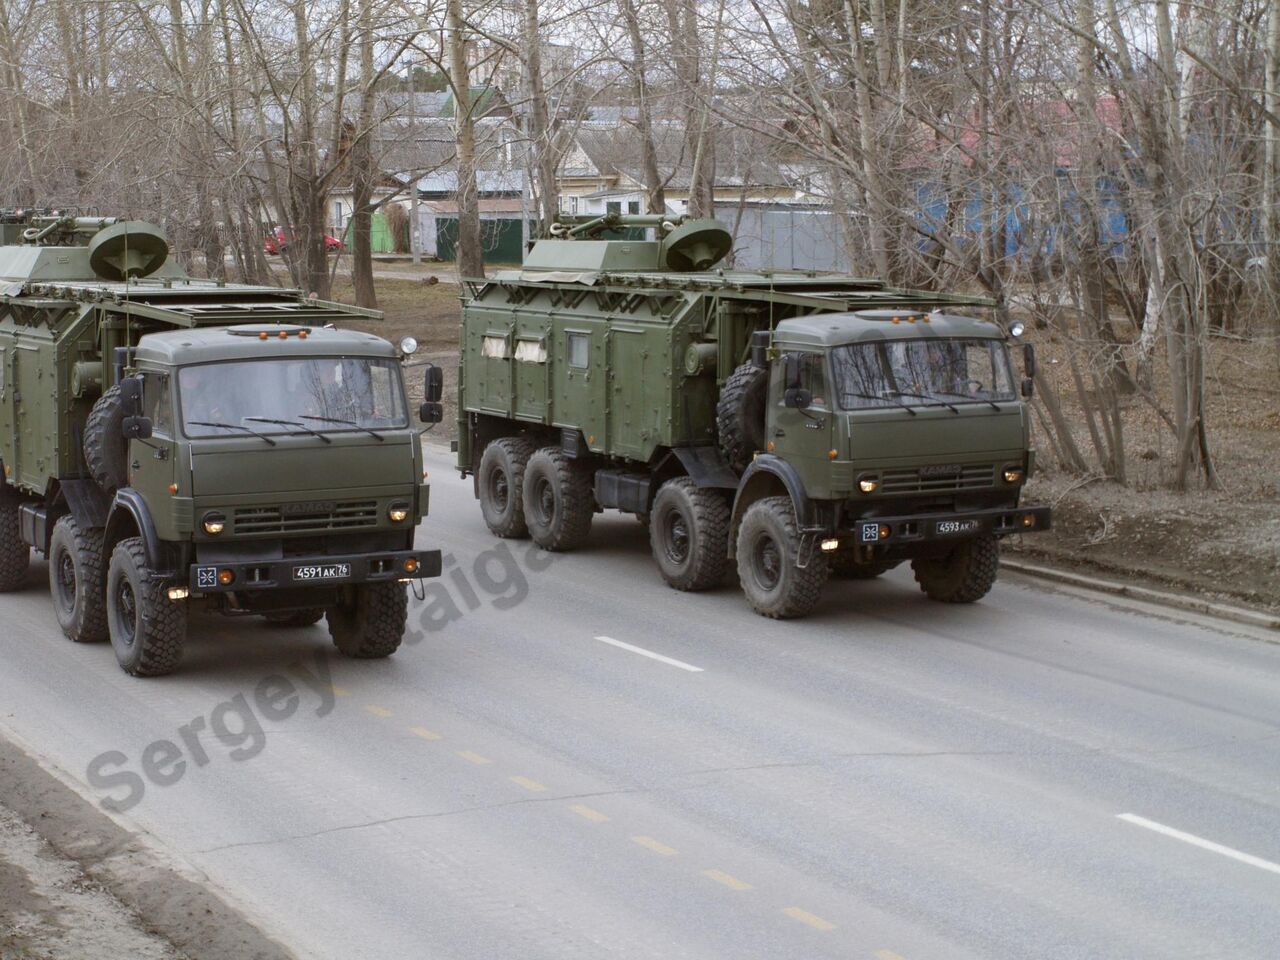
[128,371,177,529]
[769,351,834,483]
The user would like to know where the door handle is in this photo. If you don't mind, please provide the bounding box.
[773,428,786,437]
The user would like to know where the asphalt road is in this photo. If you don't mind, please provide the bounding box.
[2,445,1278,960]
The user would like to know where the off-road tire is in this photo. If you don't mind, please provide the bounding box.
[85,385,129,492]
[649,478,730,591]
[478,437,536,538]
[49,515,108,642]
[327,581,407,658]
[736,496,828,619]
[830,551,900,581]
[0,492,29,593]
[107,537,186,676]
[522,447,593,551]
[911,535,1000,603]
[716,362,769,473]
[263,608,326,628]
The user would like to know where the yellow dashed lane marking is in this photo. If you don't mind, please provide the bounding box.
[510,776,548,792]
[875,952,908,960]
[783,907,835,931]
[408,727,441,741]
[702,869,752,890]
[631,835,678,856]
[569,804,609,823]
[456,751,492,765]
[364,706,392,718]
[331,685,352,698]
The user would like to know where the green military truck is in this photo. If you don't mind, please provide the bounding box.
[455,215,1049,619]
[0,211,444,674]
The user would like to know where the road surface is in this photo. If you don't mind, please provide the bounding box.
[1,445,1277,959]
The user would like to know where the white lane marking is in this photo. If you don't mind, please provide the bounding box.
[593,636,704,673]
[1118,813,1280,876]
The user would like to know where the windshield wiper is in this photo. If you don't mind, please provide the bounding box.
[187,420,278,446]
[935,390,1001,412]
[300,414,385,441]
[840,391,918,416]
[243,416,333,443]
[889,390,960,414]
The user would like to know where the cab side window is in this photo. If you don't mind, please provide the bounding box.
[777,352,829,409]
[144,373,173,436]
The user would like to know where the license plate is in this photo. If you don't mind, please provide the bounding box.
[936,519,981,536]
[292,563,351,582]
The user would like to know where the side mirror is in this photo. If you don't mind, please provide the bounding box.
[419,401,443,424]
[783,353,802,389]
[118,375,144,414]
[122,416,153,441]
[783,387,813,409]
[1021,378,1035,399]
[423,364,444,403]
[1023,343,1036,378]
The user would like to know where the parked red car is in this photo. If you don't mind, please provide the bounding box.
[263,226,344,255]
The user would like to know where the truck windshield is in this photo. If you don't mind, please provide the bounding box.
[831,338,1016,410]
[178,357,407,438]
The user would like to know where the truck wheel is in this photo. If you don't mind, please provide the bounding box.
[479,437,536,538]
[84,385,129,492]
[831,552,901,581]
[0,493,29,593]
[716,362,768,473]
[522,447,593,551]
[649,478,730,591]
[911,535,1000,603]
[107,537,186,676]
[263,608,325,627]
[736,496,828,619]
[48,515,108,643]
[327,582,407,658]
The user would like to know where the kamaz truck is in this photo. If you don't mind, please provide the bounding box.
[0,212,444,674]
[455,215,1049,618]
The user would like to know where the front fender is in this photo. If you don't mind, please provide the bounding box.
[729,455,816,545]
[104,489,167,574]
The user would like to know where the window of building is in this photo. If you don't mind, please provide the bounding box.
[628,201,640,215]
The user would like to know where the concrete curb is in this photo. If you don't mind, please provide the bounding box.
[1001,558,1280,633]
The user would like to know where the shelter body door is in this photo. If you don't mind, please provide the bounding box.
[555,326,607,451]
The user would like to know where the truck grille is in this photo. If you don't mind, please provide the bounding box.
[880,464,995,494]
[232,501,379,535]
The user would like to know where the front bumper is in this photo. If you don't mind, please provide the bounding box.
[189,549,443,594]
[845,504,1052,547]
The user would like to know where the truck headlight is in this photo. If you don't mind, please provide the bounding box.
[858,475,879,494]
[202,512,226,535]
[1003,467,1025,484]
[388,502,410,523]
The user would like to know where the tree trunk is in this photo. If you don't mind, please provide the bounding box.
[351,0,377,308]
[447,0,484,279]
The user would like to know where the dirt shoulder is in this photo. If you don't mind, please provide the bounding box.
[1005,474,1280,614]
[0,732,293,960]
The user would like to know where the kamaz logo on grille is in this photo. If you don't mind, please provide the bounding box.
[918,464,962,479]
[281,501,337,515]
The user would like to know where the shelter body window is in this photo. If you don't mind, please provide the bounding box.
[515,339,547,363]
[481,335,509,359]
[567,333,590,369]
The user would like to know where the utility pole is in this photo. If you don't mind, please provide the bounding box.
[410,54,421,265]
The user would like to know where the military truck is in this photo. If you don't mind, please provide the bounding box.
[454,214,1050,619]
[0,212,445,674]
